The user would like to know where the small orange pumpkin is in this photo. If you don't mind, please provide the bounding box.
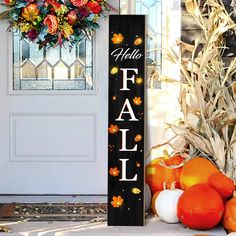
[223,197,236,232]
[180,157,219,190]
[207,172,235,199]
[177,184,224,229]
[146,150,184,195]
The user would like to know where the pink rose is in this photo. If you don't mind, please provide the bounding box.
[70,0,88,7]
[66,10,77,25]
[43,15,58,35]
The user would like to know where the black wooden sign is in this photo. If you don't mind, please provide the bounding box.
[108,15,145,226]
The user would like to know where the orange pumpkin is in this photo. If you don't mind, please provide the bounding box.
[180,157,219,190]
[223,197,236,232]
[208,172,235,199]
[146,151,184,195]
[177,184,224,229]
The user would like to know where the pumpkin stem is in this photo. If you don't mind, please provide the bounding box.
[163,149,170,160]
[170,181,176,190]
[163,181,167,190]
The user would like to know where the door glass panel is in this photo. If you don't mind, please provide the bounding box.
[120,0,162,88]
[13,32,93,90]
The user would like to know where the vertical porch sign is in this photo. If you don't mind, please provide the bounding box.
[108,15,145,226]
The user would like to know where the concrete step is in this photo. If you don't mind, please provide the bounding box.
[0,216,227,236]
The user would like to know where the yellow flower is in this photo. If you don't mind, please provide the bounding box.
[55,5,69,15]
[19,23,31,33]
[111,33,124,44]
[62,22,73,39]
[111,196,124,208]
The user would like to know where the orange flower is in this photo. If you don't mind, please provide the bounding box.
[62,22,74,39]
[109,167,120,177]
[67,10,77,25]
[111,196,124,208]
[4,0,15,5]
[134,37,142,45]
[108,124,119,134]
[22,4,40,21]
[134,134,142,142]
[43,15,58,35]
[111,33,124,44]
[45,0,62,10]
[70,0,88,7]
[133,97,142,105]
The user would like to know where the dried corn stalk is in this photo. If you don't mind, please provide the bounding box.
[165,0,236,180]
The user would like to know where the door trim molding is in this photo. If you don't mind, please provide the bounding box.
[0,194,107,203]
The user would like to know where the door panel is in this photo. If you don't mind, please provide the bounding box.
[0,0,118,194]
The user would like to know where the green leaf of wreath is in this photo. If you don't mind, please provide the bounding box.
[9,8,20,21]
[15,1,28,8]
[38,26,48,41]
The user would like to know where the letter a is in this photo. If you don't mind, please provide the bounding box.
[116,99,138,121]
[119,159,137,181]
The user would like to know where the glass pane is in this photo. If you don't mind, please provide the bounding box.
[13,32,93,91]
[120,0,162,88]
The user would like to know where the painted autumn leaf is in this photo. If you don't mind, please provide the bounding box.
[110,67,119,74]
[134,134,142,142]
[136,77,143,85]
[132,188,141,194]
[111,33,124,44]
[134,37,142,45]
[111,196,124,208]
[108,124,119,134]
[133,97,142,105]
[109,167,120,177]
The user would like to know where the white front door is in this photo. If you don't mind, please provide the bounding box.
[0,0,118,195]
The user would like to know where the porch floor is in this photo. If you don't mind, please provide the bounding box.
[0,216,227,236]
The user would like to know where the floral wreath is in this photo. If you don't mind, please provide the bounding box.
[0,0,111,49]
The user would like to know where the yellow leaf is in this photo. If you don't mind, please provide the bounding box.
[110,67,118,74]
[132,188,141,194]
[134,37,142,45]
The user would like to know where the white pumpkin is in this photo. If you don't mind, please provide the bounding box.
[228,233,236,236]
[145,183,151,212]
[155,188,183,223]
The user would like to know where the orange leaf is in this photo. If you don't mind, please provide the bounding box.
[109,167,120,177]
[111,33,124,44]
[108,124,119,134]
[111,196,124,208]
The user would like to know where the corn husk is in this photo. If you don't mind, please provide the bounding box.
[154,0,236,180]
